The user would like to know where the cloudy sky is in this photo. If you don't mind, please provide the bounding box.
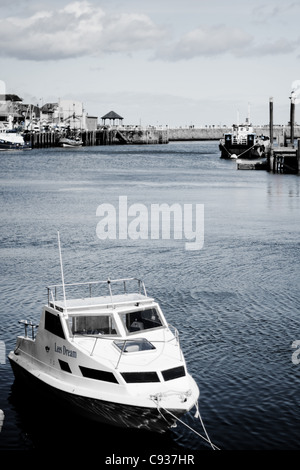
[1,0,300,126]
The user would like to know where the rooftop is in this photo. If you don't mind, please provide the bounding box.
[101,110,123,120]
[0,94,23,102]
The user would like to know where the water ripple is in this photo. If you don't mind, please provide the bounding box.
[1,142,300,450]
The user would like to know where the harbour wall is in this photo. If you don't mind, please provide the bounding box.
[25,125,300,148]
[26,127,169,148]
[167,125,300,141]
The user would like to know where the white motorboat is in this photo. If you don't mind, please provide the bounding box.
[8,261,200,432]
[58,136,83,148]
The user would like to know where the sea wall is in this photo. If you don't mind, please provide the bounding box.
[25,125,300,148]
[167,125,300,141]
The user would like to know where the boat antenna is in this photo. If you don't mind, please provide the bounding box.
[57,231,67,311]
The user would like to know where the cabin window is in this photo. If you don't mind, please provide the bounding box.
[114,338,156,353]
[58,359,72,373]
[44,310,65,339]
[69,314,118,336]
[121,371,160,383]
[162,366,186,381]
[79,366,118,383]
[120,307,163,334]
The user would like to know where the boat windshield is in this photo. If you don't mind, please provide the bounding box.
[68,314,118,336]
[120,307,163,334]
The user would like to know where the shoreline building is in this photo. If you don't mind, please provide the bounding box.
[0,94,98,132]
[0,94,24,129]
[40,99,98,132]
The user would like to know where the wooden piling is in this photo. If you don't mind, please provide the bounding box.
[273,148,298,174]
[290,97,295,146]
[269,97,274,172]
[27,127,169,149]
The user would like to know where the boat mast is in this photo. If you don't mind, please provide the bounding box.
[57,231,67,311]
[247,102,251,125]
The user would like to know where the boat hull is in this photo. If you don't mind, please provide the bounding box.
[219,142,262,159]
[0,140,31,151]
[59,137,83,148]
[9,357,187,433]
[0,131,31,150]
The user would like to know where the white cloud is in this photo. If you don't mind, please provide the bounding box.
[103,13,167,52]
[1,1,297,63]
[242,37,297,57]
[156,25,253,60]
[0,1,166,61]
[252,2,300,24]
[155,24,298,61]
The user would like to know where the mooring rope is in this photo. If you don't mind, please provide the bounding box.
[151,396,220,450]
[237,143,258,158]
[220,141,258,159]
[163,405,220,450]
[194,401,219,450]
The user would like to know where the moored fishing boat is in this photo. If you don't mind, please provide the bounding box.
[8,241,200,433]
[0,130,31,151]
[219,119,270,160]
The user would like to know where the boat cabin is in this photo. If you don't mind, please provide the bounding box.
[45,278,170,354]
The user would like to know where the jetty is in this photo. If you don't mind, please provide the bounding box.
[25,126,169,149]
[267,96,300,174]
[236,145,300,174]
[236,97,300,174]
[269,146,299,174]
[26,123,300,149]
[236,159,268,171]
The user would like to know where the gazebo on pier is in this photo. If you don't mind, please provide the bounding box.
[101,110,124,126]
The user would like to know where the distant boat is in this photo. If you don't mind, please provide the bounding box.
[0,130,31,151]
[219,121,270,160]
[59,135,83,148]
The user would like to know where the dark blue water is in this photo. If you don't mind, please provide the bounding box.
[1,141,300,453]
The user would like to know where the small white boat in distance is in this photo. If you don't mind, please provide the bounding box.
[8,276,199,432]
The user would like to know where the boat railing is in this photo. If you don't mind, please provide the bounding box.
[167,323,183,362]
[47,277,148,306]
[87,322,183,368]
[114,325,182,369]
[18,320,38,340]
